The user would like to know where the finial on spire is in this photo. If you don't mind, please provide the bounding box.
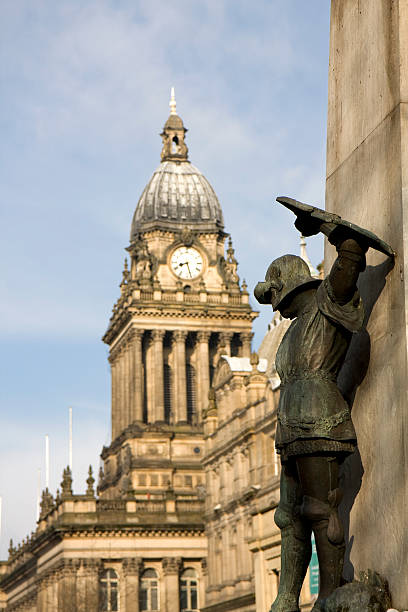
[169,87,177,115]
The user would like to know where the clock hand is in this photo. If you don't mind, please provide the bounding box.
[186,262,192,278]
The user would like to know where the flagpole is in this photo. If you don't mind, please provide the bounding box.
[69,406,73,471]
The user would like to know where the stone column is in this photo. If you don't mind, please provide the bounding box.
[152,329,165,423]
[240,332,253,358]
[110,358,118,440]
[57,560,78,612]
[162,557,182,612]
[124,343,131,430]
[145,334,154,424]
[197,331,211,421]
[219,331,233,356]
[131,330,144,423]
[76,560,100,612]
[326,2,408,604]
[123,558,143,612]
[173,330,188,423]
[118,351,126,435]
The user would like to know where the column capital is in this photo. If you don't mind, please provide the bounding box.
[162,556,183,575]
[152,329,165,341]
[173,329,188,342]
[220,331,234,341]
[133,328,144,340]
[122,557,143,577]
[197,330,211,342]
[240,331,254,341]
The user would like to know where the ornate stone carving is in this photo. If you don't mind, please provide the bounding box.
[127,237,156,282]
[39,488,54,518]
[197,330,211,343]
[60,466,73,498]
[122,557,143,577]
[162,556,182,575]
[86,465,95,497]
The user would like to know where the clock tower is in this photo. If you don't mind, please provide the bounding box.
[99,90,257,512]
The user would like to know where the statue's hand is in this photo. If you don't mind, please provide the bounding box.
[294,213,323,237]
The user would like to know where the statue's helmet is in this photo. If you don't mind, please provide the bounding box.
[254,254,321,310]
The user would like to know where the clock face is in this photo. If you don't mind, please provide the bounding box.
[171,246,203,279]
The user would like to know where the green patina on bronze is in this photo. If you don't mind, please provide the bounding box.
[254,197,394,612]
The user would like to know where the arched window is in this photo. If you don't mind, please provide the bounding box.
[99,568,119,612]
[164,363,172,423]
[180,568,199,611]
[139,569,159,611]
[186,363,196,424]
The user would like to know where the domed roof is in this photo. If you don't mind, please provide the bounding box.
[130,160,224,238]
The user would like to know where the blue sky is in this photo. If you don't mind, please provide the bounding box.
[0,1,330,558]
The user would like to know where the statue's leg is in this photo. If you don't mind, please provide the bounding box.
[270,459,312,612]
[296,455,345,612]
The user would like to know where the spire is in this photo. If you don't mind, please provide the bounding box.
[160,90,189,162]
[300,235,319,278]
[169,87,177,115]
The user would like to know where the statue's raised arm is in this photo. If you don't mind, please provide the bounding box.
[277,196,395,304]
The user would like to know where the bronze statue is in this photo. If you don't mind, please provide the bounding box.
[254,197,394,612]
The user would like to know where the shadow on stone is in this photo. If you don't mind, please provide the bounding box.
[336,256,394,581]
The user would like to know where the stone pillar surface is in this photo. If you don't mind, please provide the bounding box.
[240,332,253,358]
[58,560,78,612]
[152,329,165,422]
[123,558,142,612]
[162,557,182,612]
[174,331,188,423]
[110,358,116,439]
[132,330,144,423]
[145,335,154,423]
[124,344,131,429]
[326,1,408,606]
[219,332,233,356]
[197,331,211,420]
[119,352,126,435]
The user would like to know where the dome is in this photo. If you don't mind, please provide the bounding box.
[130,160,224,238]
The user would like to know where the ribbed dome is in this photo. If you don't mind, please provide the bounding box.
[130,161,224,238]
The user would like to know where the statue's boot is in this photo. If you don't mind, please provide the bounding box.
[302,490,345,612]
[269,518,311,612]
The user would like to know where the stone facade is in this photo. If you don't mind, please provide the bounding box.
[0,98,256,612]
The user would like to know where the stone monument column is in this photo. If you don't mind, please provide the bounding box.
[152,329,165,422]
[326,1,408,606]
[131,330,143,423]
[173,330,188,423]
[122,558,143,612]
[197,331,211,420]
[162,557,182,612]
